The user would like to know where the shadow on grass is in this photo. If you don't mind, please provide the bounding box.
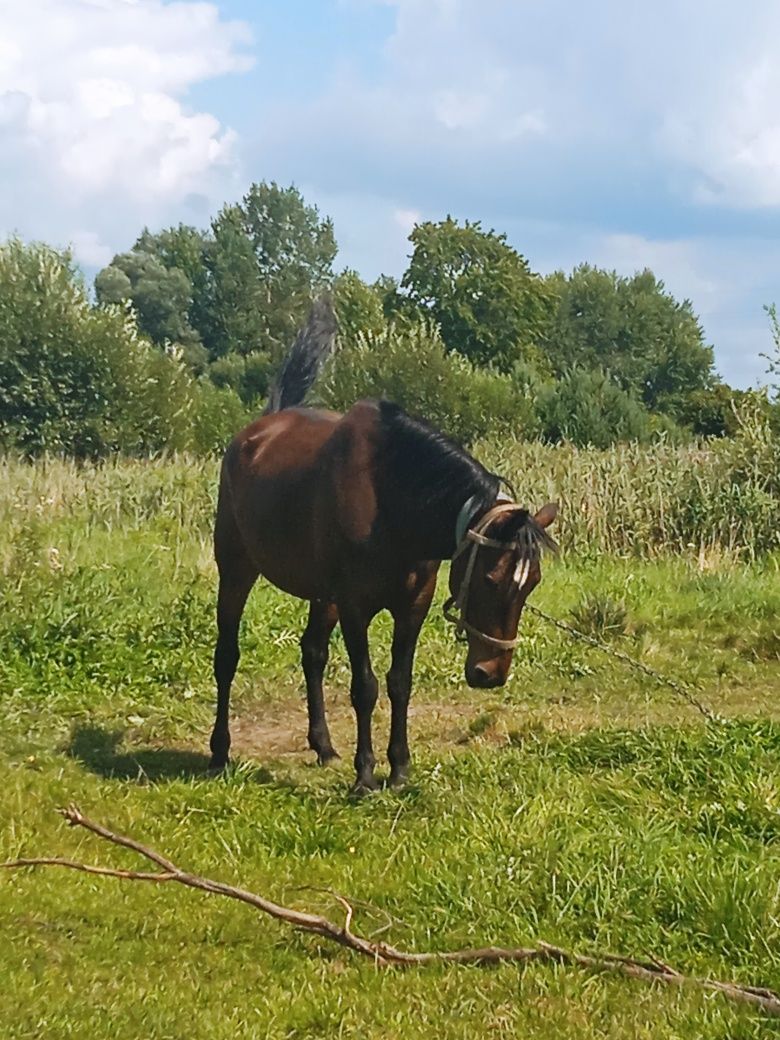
[65,724,318,791]
[66,724,213,782]
[65,723,426,804]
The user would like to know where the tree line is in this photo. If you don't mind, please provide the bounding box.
[1,181,777,457]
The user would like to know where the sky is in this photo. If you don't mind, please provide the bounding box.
[1,0,779,387]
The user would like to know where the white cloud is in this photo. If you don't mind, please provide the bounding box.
[69,229,113,268]
[393,207,420,236]
[0,0,252,266]
[255,0,780,387]
[298,1,780,212]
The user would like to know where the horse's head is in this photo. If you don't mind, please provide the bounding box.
[446,502,558,688]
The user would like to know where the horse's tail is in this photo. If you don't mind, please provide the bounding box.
[263,295,337,415]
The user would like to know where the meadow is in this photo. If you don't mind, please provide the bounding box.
[1,446,779,1039]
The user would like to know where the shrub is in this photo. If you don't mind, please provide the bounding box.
[207,351,273,404]
[190,380,252,455]
[536,368,652,448]
[321,320,537,445]
[333,270,387,342]
[670,385,774,438]
[0,238,247,457]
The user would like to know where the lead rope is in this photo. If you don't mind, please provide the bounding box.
[525,604,723,724]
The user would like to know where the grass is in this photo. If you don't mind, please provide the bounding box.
[1,456,779,1038]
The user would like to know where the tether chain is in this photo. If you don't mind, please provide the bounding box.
[526,604,723,725]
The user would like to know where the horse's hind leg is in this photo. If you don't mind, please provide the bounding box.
[210,548,258,772]
[339,605,380,794]
[301,599,339,765]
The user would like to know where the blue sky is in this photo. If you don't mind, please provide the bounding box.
[2,0,779,387]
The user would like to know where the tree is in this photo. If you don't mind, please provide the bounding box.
[205,182,337,366]
[134,225,208,289]
[400,218,556,372]
[94,184,338,402]
[200,203,263,361]
[133,225,212,343]
[95,247,205,369]
[0,238,246,457]
[542,265,715,413]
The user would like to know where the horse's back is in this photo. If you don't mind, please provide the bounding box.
[227,407,342,477]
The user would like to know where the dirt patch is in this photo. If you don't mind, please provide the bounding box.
[230,689,510,764]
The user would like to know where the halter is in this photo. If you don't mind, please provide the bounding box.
[443,500,540,651]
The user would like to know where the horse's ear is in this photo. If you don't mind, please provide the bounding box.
[534,502,558,528]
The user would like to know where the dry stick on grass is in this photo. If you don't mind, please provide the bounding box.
[3,806,780,1017]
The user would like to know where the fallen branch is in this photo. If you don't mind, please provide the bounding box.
[3,806,779,1017]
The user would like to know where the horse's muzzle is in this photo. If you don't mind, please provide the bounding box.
[466,662,507,689]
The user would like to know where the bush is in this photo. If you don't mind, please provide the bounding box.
[322,320,537,445]
[536,368,652,448]
[207,351,273,404]
[670,385,773,438]
[0,238,248,457]
[190,380,252,455]
[333,270,387,343]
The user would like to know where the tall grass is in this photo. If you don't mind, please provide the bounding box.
[3,405,777,561]
[480,407,779,557]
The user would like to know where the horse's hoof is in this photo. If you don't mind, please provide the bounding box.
[349,777,379,798]
[388,771,410,790]
[317,748,341,767]
[208,757,228,774]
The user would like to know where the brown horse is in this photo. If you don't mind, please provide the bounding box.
[210,300,557,793]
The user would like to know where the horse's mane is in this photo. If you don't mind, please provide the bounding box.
[375,401,558,560]
[376,401,500,553]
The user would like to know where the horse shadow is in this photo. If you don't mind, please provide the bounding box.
[65,723,212,782]
[65,723,418,801]
[65,723,273,787]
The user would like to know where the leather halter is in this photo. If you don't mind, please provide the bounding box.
[443,501,536,651]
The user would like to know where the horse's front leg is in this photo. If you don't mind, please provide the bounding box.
[339,606,379,794]
[387,566,438,788]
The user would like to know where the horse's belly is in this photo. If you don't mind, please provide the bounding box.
[236,503,332,601]
[253,551,327,602]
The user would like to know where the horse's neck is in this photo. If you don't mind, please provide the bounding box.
[382,478,487,562]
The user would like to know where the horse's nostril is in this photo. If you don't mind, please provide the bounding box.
[472,664,501,688]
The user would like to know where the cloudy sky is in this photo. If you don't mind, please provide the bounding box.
[1,0,779,386]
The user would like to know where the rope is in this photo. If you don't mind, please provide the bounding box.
[525,604,723,725]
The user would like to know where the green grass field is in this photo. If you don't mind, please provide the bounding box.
[1,457,779,1038]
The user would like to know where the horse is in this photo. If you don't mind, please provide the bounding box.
[209,299,558,793]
